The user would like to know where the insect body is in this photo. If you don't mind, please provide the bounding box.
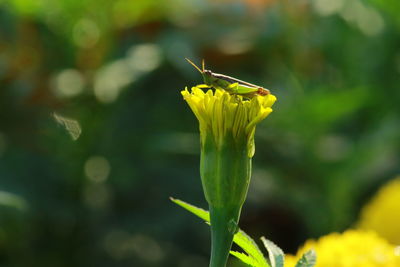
[186,58,270,97]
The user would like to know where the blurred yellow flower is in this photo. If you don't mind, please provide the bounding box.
[285,230,400,267]
[358,177,400,245]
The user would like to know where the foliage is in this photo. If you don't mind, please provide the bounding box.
[171,198,316,267]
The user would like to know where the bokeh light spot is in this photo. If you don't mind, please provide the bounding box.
[84,156,111,183]
[94,44,161,103]
[126,44,162,73]
[356,7,384,36]
[340,0,384,36]
[0,191,27,211]
[73,18,100,48]
[129,234,164,263]
[94,59,133,103]
[313,0,344,16]
[52,69,85,98]
[103,231,164,263]
[217,30,255,55]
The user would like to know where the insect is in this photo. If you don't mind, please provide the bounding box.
[186,58,270,97]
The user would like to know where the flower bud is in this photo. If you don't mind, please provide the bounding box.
[182,86,276,266]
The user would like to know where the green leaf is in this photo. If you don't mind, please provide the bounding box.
[169,197,210,222]
[230,251,259,266]
[295,250,317,267]
[234,230,270,267]
[171,197,270,267]
[261,237,284,267]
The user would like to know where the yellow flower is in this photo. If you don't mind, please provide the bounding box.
[285,230,400,267]
[358,177,400,245]
[181,86,276,158]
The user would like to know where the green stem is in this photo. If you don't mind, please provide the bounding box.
[209,205,241,267]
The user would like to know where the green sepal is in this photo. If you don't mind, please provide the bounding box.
[200,133,251,208]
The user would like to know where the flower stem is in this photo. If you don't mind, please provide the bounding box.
[209,205,241,267]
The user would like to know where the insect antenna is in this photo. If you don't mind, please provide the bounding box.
[185,58,203,74]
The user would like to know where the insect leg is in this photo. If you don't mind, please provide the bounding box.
[226,82,239,93]
[196,84,212,89]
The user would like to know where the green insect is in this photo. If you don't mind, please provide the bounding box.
[186,58,270,97]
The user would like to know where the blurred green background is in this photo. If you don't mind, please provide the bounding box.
[0,0,399,266]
